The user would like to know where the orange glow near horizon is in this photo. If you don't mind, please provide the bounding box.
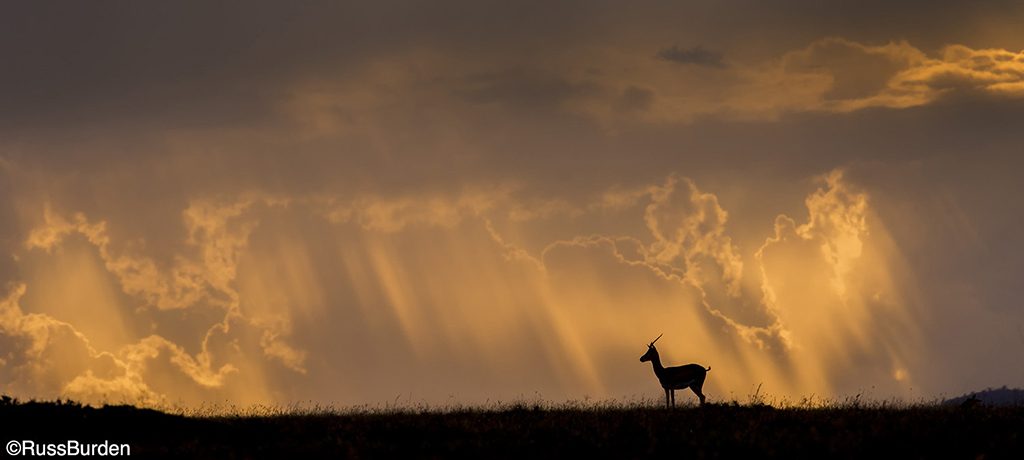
[0,170,928,408]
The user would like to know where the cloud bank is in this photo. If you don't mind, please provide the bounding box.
[0,168,931,406]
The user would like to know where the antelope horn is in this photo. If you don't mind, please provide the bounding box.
[650,333,663,346]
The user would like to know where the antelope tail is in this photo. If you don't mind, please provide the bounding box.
[706,366,712,372]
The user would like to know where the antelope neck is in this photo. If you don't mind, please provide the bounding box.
[648,349,665,375]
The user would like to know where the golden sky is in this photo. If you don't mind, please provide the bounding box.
[1,1,1023,407]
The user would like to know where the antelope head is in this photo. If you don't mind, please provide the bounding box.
[639,333,663,362]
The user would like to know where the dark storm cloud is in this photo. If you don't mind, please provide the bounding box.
[3,0,1021,137]
[657,45,726,68]
[614,86,656,112]
[455,71,602,110]
[0,1,599,133]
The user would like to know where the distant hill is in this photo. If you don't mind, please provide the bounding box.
[944,386,1024,407]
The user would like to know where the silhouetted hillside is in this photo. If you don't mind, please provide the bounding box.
[3,395,1023,458]
[944,386,1024,407]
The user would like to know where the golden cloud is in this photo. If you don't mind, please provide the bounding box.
[0,168,925,406]
[728,38,1024,116]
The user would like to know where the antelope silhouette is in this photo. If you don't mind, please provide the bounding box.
[640,333,710,407]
